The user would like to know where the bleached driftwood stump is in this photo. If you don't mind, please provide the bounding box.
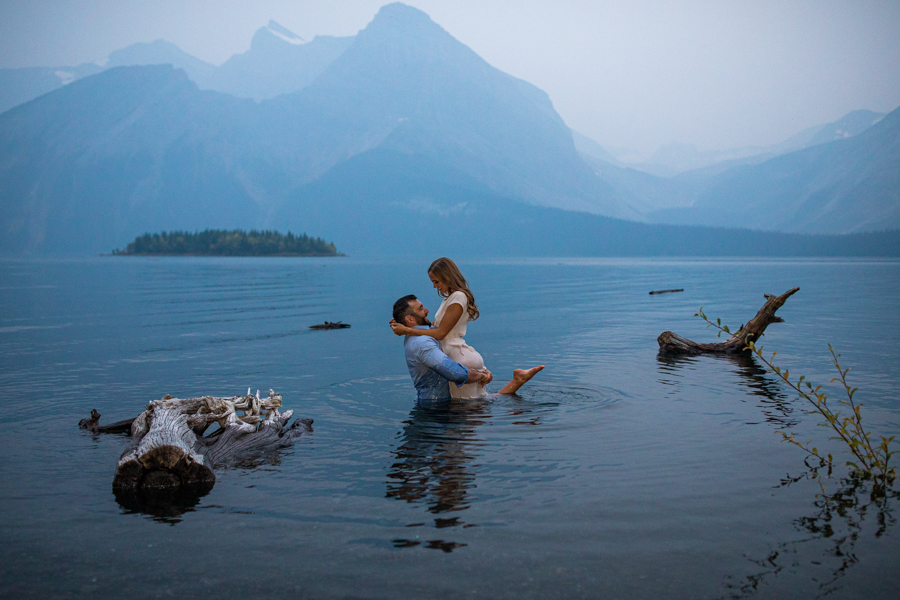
[83,389,311,494]
[657,287,799,355]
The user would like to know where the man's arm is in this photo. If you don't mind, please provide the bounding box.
[418,343,489,386]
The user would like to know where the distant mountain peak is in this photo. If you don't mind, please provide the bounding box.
[265,20,305,45]
[814,109,886,144]
[375,2,435,21]
[106,39,189,66]
[367,2,446,36]
[343,1,477,72]
[251,21,306,50]
[100,40,215,84]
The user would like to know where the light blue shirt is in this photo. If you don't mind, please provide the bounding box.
[403,330,469,404]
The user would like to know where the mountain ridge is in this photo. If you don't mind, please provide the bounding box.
[646,106,900,233]
[0,2,897,254]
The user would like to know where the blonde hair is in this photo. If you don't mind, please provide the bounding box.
[428,257,479,321]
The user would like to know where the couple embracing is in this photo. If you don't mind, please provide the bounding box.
[391,257,544,404]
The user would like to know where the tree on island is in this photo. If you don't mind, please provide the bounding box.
[112,229,341,256]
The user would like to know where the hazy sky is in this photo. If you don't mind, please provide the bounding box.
[2,0,899,153]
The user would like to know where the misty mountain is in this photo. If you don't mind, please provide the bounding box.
[646,106,900,233]
[0,40,214,116]
[0,63,102,114]
[202,21,354,100]
[274,147,900,257]
[0,21,351,115]
[778,109,886,151]
[579,109,887,178]
[1,60,894,257]
[0,66,267,255]
[101,22,354,101]
[572,131,625,167]
[0,3,629,255]
[272,3,625,217]
[3,4,618,224]
[1,2,896,255]
[105,39,217,83]
[573,106,898,231]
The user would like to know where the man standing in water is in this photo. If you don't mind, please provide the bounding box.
[392,295,543,403]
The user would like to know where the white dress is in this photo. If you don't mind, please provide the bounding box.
[433,291,487,399]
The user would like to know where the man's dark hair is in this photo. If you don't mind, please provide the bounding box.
[393,294,418,323]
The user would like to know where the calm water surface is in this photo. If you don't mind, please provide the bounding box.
[1,257,898,599]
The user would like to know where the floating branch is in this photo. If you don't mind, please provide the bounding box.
[81,390,311,496]
[657,287,799,354]
[309,321,351,330]
[649,288,684,295]
[78,409,135,433]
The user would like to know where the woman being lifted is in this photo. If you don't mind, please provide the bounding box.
[391,257,544,398]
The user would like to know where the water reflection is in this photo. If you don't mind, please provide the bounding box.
[722,474,898,598]
[657,352,798,427]
[112,430,304,524]
[386,400,491,552]
[114,485,213,525]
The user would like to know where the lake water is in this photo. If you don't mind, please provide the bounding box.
[1,257,898,599]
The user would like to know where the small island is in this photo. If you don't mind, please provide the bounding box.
[112,229,342,257]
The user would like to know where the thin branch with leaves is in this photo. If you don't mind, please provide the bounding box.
[695,308,896,495]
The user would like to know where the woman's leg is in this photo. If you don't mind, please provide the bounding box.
[498,366,545,394]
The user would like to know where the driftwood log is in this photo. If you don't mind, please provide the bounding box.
[657,287,799,355]
[82,389,311,496]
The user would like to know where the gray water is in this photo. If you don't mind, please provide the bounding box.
[1,257,898,599]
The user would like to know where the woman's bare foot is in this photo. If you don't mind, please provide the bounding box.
[499,365,545,395]
[514,365,544,383]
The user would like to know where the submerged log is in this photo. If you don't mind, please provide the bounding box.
[657,287,799,355]
[83,389,311,495]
